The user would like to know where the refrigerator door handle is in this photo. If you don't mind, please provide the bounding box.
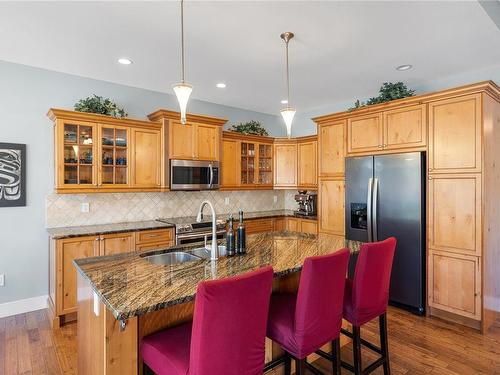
[367,177,373,242]
[372,178,379,242]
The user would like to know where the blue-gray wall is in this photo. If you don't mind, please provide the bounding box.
[0,60,284,304]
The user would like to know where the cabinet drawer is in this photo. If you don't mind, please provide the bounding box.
[136,241,174,252]
[135,229,173,245]
[300,220,318,234]
[245,219,275,234]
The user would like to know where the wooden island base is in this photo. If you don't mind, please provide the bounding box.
[77,272,350,375]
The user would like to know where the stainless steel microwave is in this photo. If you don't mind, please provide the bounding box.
[170,160,220,190]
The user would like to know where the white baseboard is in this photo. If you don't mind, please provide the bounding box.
[0,295,48,318]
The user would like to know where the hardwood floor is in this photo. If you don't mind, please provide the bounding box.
[1,307,500,374]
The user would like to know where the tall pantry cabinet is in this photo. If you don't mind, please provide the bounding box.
[314,81,500,333]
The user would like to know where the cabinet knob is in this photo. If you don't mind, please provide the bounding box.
[428,177,432,180]
[95,237,100,241]
[378,145,383,148]
[429,168,433,172]
[383,144,387,148]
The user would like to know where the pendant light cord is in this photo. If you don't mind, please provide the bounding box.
[180,0,185,83]
[285,39,290,107]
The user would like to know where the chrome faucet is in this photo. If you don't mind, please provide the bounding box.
[196,200,218,260]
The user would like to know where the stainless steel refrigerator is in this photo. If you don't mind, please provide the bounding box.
[345,152,425,314]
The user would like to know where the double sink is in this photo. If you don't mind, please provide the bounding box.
[142,245,228,266]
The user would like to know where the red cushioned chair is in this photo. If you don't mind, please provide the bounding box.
[319,237,396,375]
[141,266,274,375]
[264,249,350,375]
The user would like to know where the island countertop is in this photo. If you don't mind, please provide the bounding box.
[74,231,361,321]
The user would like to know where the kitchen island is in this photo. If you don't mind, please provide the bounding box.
[75,231,361,375]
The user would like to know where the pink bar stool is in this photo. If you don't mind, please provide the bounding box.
[319,237,396,375]
[264,249,350,375]
[141,266,274,375]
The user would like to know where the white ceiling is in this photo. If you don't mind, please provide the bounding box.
[0,1,499,115]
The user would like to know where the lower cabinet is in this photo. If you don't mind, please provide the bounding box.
[49,227,174,328]
[428,250,481,320]
[319,178,345,235]
[245,218,275,235]
[245,217,318,235]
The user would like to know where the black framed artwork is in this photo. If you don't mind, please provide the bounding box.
[0,143,26,207]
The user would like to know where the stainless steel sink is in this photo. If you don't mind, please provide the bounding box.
[189,245,228,259]
[143,251,201,265]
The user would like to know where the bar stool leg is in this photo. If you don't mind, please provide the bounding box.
[284,352,292,375]
[295,358,306,375]
[380,313,391,375]
[332,338,341,375]
[352,325,362,375]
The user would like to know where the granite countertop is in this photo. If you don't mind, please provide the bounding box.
[46,220,175,239]
[74,231,361,320]
[47,210,317,239]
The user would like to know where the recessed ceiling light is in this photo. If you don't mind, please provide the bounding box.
[118,58,133,65]
[281,99,288,104]
[216,83,226,88]
[396,64,412,71]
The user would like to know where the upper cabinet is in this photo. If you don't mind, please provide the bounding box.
[274,140,297,188]
[297,138,318,189]
[319,121,345,177]
[48,109,163,193]
[428,94,481,174]
[220,131,274,189]
[148,110,227,162]
[346,105,427,154]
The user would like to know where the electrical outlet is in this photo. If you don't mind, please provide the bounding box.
[273,195,278,203]
[81,202,90,213]
[224,197,230,206]
[0,274,4,287]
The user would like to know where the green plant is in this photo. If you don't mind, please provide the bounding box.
[74,95,128,118]
[229,120,269,136]
[349,82,415,110]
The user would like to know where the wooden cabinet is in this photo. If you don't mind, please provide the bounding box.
[428,94,481,173]
[49,227,174,328]
[57,236,98,315]
[48,109,163,193]
[168,121,220,161]
[428,174,482,256]
[245,218,275,234]
[319,121,345,177]
[274,217,286,231]
[130,128,161,188]
[297,139,317,188]
[428,251,481,320]
[169,121,194,159]
[347,113,383,153]
[318,178,345,236]
[100,233,135,256]
[347,105,426,154]
[383,104,427,150]
[299,219,318,234]
[195,123,219,161]
[221,138,240,188]
[286,217,299,232]
[274,141,297,188]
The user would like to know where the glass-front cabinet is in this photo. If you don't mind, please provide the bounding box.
[50,109,163,193]
[239,140,273,188]
[61,121,97,187]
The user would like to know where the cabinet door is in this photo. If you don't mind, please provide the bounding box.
[56,120,98,190]
[274,143,297,187]
[298,140,318,188]
[245,219,274,234]
[169,121,194,159]
[428,251,481,320]
[195,124,219,161]
[131,128,161,188]
[100,233,135,256]
[287,218,299,232]
[98,125,130,188]
[319,121,345,176]
[274,217,286,231]
[319,178,345,235]
[428,94,481,173]
[221,139,240,188]
[59,236,98,314]
[428,174,481,256]
[383,104,427,150]
[347,113,383,153]
[300,220,318,234]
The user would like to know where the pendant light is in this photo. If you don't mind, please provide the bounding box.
[280,32,296,138]
[172,0,192,124]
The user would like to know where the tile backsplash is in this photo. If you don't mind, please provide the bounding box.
[46,190,300,228]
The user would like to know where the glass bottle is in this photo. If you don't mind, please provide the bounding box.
[237,210,246,255]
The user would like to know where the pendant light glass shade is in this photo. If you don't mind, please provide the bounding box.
[172,82,193,124]
[280,107,296,138]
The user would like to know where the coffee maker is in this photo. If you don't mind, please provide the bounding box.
[294,191,317,216]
